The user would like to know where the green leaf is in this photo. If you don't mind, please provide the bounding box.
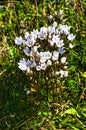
[82,72,86,78]
[9,48,16,56]
[82,108,86,112]
[42,112,48,116]
[65,108,77,115]
[61,116,71,124]
[71,126,79,130]
[81,112,86,118]
[38,111,41,116]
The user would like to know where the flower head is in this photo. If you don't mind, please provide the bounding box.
[52,51,59,61]
[18,59,27,71]
[59,24,70,35]
[67,33,75,41]
[69,43,74,48]
[58,47,65,54]
[36,65,41,71]
[15,20,75,78]
[61,57,66,64]
[25,32,29,39]
[15,36,23,45]
[23,46,30,56]
[47,60,52,66]
[56,39,64,48]
[41,63,47,70]
[38,27,47,40]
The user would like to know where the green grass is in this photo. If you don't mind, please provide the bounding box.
[0,0,86,129]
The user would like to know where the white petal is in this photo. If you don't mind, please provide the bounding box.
[67,34,75,41]
[53,22,57,27]
[61,57,66,64]
[64,71,68,77]
[25,32,29,39]
[55,71,59,75]
[15,36,23,45]
[60,70,64,78]
[69,43,74,48]
[41,63,47,70]
[47,60,52,66]
[18,63,27,71]
[64,66,68,69]
[40,55,47,63]
[52,51,59,61]
[36,65,41,71]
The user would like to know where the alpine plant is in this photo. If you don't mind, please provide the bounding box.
[15,21,75,78]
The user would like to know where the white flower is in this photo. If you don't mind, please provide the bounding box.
[55,28,59,35]
[69,43,74,48]
[55,71,59,75]
[18,59,27,71]
[15,36,23,45]
[56,39,64,48]
[40,57,47,63]
[61,57,66,64]
[67,34,75,41]
[64,66,68,69]
[32,61,37,67]
[26,60,32,66]
[25,32,29,39]
[48,39,55,46]
[33,29,39,35]
[59,70,64,78]
[52,51,59,61]
[38,27,47,40]
[36,65,41,71]
[41,63,47,70]
[24,38,36,47]
[49,35,60,46]
[40,51,52,63]
[53,22,57,27]
[23,46,30,56]
[58,47,65,54]
[38,32,47,40]
[40,27,47,33]
[47,60,52,66]
[52,35,60,44]
[30,29,38,39]
[59,70,68,78]
[48,15,53,21]
[44,51,52,59]
[47,26,55,35]
[18,59,32,72]
[58,10,63,16]
[18,64,27,71]
[39,52,44,57]
[64,71,68,77]
[59,24,70,35]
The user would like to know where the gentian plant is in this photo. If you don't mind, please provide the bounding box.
[15,20,75,78]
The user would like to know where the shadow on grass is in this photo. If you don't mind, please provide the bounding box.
[0,66,39,129]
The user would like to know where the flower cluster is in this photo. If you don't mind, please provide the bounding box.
[15,21,75,78]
